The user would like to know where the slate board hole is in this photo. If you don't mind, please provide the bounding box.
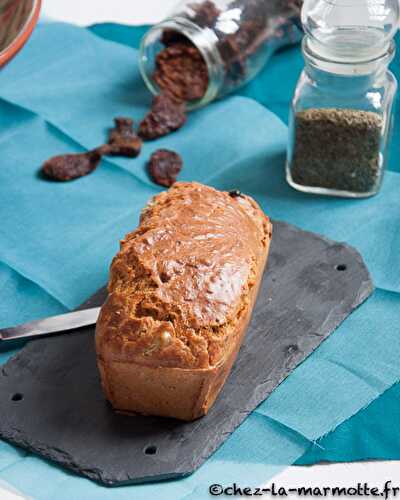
[144,445,157,455]
[11,393,23,402]
[286,345,299,355]
[336,264,347,272]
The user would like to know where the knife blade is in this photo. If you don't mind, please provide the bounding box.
[0,307,101,342]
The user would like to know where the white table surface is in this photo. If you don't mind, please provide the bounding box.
[3,1,399,498]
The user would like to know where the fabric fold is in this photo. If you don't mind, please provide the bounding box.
[0,262,66,331]
[297,381,400,464]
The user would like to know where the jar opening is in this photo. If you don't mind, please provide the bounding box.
[303,35,396,76]
[302,0,399,64]
[139,18,225,111]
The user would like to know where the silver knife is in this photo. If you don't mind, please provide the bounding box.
[0,307,101,342]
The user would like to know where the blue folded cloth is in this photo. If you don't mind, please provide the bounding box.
[0,22,400,499]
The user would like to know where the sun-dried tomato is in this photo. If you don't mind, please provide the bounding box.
[41,151,102,182]
[148,149,183,187]
[139,94,187,140]
[161,29,192,47]
[189,0,221,27]
[103,117,142,158]
[153,44,209,102]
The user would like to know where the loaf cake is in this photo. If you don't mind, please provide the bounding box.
[96,182,272,421]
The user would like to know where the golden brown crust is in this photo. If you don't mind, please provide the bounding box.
[96,182,272,420]
[97,240,270,421]
[96,183,271,372]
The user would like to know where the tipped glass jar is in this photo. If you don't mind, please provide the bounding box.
[140,0,303,110]
[286,0,399,198]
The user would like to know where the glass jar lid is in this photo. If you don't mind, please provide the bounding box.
[302,0,400,61]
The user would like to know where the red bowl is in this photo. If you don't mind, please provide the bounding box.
[0,0,41,67]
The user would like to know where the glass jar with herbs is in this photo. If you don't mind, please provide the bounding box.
[140,0,303,110]
[286,0,399,198]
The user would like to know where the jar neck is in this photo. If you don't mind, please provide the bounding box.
[140,17,225,111]
[303,35,396,84]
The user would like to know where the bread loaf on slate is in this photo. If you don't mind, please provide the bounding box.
[96,182,272,421]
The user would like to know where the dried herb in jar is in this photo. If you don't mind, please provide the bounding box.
[290,108,384,193]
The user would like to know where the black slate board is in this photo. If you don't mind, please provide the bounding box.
[0,221,373,486]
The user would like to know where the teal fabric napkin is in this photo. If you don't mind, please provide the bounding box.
[297,381,400,465]
[91,22,400,466]
[0,22,400,500]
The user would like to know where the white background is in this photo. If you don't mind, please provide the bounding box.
[42,0,178,26]
[2,1,399,498]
